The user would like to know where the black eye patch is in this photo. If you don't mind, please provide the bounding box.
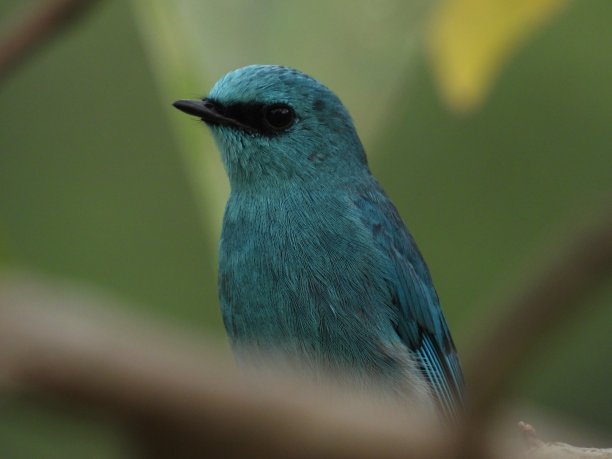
[211,100,296,136]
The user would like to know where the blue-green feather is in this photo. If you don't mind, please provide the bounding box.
[180,64,464,417]
[352,181,465,416]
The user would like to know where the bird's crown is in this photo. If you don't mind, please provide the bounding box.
[175,65,367,189]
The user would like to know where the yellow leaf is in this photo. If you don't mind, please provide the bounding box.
[427,0,568,113]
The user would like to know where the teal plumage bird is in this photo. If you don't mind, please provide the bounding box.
[173,65,464,417]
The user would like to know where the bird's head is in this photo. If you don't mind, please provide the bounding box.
[173,65,367,190]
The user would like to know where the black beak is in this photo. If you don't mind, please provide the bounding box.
[172,98,253,133]
[173,98,225,123]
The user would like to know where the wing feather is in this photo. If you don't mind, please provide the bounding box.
[353,185,464,417]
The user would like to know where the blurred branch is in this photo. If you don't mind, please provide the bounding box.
[0,274,453,459]
[0,0,102,83]
[1,265,611,458]
[466,205,612,422]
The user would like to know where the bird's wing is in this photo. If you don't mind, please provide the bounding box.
[352,184,464,417]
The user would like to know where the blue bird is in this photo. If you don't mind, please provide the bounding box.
[173,65,464,417]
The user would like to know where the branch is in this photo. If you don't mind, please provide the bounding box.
[520,422,612,459]
[465,206,612,421]
[0,272,610,458]
[0,0,102,83]
[0,273,454,459]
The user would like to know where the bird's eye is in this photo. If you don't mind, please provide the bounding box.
[263,104,295,130]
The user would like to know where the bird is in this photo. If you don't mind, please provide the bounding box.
[173,65,464,417]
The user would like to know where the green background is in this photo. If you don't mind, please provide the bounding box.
[0,0,610,457]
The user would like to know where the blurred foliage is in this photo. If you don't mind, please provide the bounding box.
[131,0,221,244]
[0,223,8,262]
[0,0,220,331]
[428,0,569,112]
[0,0,610,457]
[130,0,431,248]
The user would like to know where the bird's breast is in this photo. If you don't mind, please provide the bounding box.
[217,189,399,371]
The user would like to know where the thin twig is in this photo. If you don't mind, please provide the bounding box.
[0,0,102,83]
[519,422,612,459]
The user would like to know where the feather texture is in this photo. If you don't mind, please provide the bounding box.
[175,64,464,417]
[352,182,465,416]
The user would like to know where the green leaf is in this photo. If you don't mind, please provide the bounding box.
[131,0,227,249]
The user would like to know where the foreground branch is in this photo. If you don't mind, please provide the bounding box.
[519,422,612,459]
[0,274,453,459]
[0,273,610,459]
